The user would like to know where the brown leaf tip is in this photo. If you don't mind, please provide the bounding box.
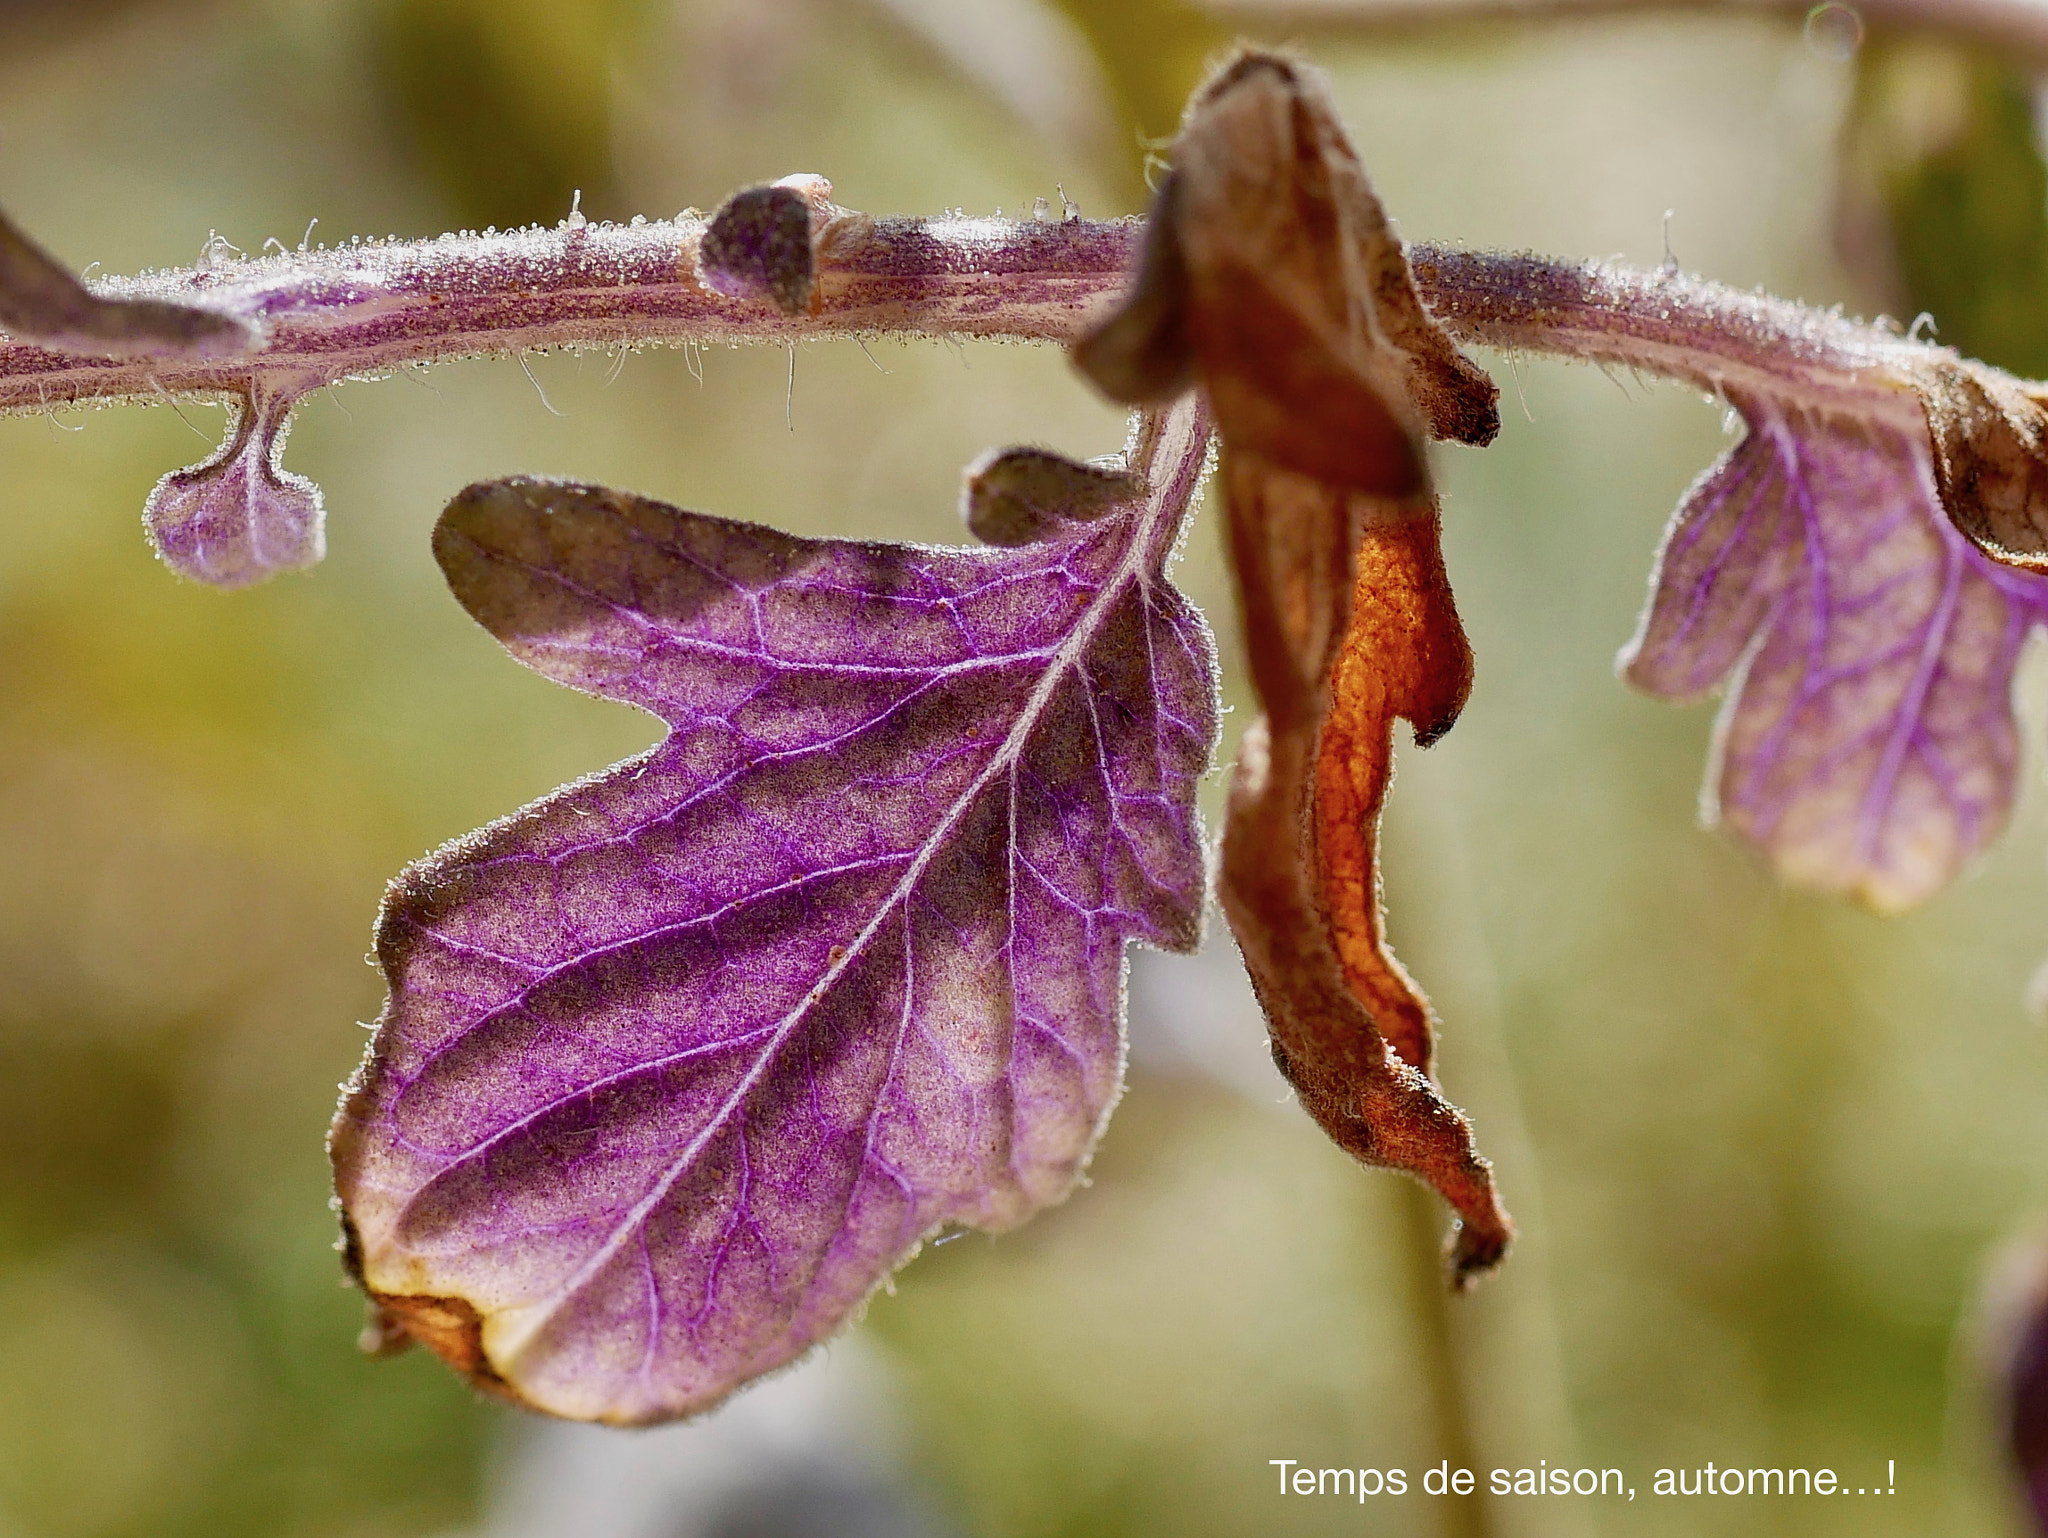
[1449,1207,1513,1288]
[1920,356,2048,570]
[1072,45,1497,501]
[1069,169,1195,408]
[365,1289,536,1408]
[339,1212,532,1404]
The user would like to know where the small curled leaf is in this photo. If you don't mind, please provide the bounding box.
[960,444,1145,547]
[142,381,324,588]
[698,175,857,317]
[0,204,254,359]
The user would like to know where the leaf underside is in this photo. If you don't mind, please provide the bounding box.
[1625,391,2048,914]
[332,404,1217,1424]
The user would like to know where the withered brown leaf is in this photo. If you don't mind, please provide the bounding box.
[1921,356,2048,569]
[1226,476,1508,1281]
[1076,47,1511,1279]
[1073,52,1498,479]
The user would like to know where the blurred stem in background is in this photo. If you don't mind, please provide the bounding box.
[1397,1179,1496,1538]
[1388,762,1593,1538]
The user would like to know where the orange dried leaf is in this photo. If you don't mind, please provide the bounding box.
[1077,46,1511,1279]
[1315,512,1472,1075]
[1219,459,1508,1281]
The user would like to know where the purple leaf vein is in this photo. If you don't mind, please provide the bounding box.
[332,403,1216,1423]
[1623,393,2048,911]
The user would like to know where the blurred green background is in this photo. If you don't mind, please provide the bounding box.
[4,1,2048,1535]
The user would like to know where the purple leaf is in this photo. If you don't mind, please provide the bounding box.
[142,379,323,587]
[1622,392,2048,913]
[331,399,1218,1424]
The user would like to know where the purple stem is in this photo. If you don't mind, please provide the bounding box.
[1406,248,1930,425]
[0,218,1942,429]
[0,215,1144,416]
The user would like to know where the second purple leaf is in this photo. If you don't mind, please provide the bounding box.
[331,398,1218,1424]
[1623,392,2048,914]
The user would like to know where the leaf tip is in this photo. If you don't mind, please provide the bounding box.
[959,444,1144,546]
[1069,170,1195,407]
[0,203,260,360]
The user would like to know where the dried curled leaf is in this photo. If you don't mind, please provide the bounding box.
[0,204,253,359]
[1077,47,1510,1278]
[1222,470,1508,1280]
[1923,357,2048,569]
[1074,50,1498,475]
[331,400,1218,1423]
[1625,389,2048,914]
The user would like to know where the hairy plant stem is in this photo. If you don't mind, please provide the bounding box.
[0,218,1942,430]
